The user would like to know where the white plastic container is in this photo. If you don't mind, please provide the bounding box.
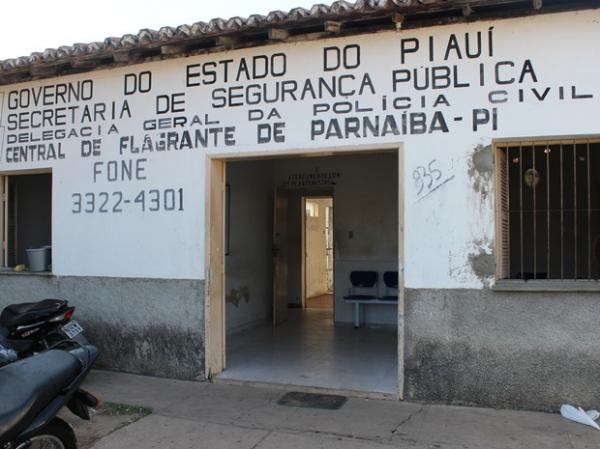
[42,245,52,268]
[26,248,48,272]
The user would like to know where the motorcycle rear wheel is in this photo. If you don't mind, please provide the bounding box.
[21,418,77,449]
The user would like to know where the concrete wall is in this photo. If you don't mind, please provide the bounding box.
[305,198,331,298]
[225,160,274,333]
[0,274,205,380]
[404,288,600,411]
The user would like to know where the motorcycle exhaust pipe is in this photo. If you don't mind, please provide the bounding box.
[67,389,101,420]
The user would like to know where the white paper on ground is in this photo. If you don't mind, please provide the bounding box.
[560,404,600,431]
[586,410,600,421]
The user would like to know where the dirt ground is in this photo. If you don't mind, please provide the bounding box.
[59,402,151,449]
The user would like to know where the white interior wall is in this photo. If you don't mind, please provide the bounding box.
[225,160,273,333]
[273,152,398,325]
[225,153,397,327]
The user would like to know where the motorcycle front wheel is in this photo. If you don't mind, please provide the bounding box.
[19,418,77,449]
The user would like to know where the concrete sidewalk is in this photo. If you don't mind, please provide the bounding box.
[85,370,598,449]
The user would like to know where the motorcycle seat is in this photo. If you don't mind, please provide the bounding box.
[0,349,80,443]
[0,299,68,329]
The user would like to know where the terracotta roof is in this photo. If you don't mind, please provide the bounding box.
[0,0,592,85]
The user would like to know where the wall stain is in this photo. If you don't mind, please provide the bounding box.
[468,144,494,201]
[467,145,495,286]
[87,320,205,381]
[404,338,490,408]
[468,249,495,287]
[404,288,600,412]
[226,286,251,307]
[467,237,495,287]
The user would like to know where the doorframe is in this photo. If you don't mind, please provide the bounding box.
[204,144,405,399]
[272,186,290,327]
[204,158,226,379]
[0,175,5,267]
[301,195,335,310]
[0,169,53,269]
[397,144,406,400]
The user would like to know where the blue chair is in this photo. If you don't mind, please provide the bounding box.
[381,271,398,300]
[344,271,378,300]
[343,271,378,328]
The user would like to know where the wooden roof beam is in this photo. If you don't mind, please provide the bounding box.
[324,21,342,33]
[392,13,405,30]
[161,43,187,55]
[71,55,114,69]
[29,64,62,77]
[269,28,290,41]
[113,50,131,63]
[216,35,239,48]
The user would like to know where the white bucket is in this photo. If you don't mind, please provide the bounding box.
[42,245,52,267]
[26,248,48,272]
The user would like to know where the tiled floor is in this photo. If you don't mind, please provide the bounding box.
[219,309,398,395]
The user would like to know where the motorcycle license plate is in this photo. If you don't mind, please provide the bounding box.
[62,320,84,339]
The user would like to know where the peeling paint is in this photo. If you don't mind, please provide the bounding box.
[468,250,495,287]
[467,144,494,201]
[447,250,473,284]
[472,237,493,252]
[468,236,495,286]
[226,285,251,307]
[449,236,495,286]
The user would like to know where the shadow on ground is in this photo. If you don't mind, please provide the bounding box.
[60,402,151,449]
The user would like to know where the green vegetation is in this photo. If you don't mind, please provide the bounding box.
[100,402,152,417]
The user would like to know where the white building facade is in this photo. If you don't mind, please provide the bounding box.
[0,0,599,410]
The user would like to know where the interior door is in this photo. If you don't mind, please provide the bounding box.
[273,188,289,327]
[325,203,334,292]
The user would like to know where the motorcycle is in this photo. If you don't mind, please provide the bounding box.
[0,299,88,364]
[0,342,100,449]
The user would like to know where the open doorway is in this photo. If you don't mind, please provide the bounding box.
[303,197,334,310]
[207,149,403,397]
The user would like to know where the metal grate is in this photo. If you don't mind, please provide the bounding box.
[277,391,347,410]
[498,140,600,280]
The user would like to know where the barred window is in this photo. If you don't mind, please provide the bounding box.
[496,140,600,281]
[2,173,52,271]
